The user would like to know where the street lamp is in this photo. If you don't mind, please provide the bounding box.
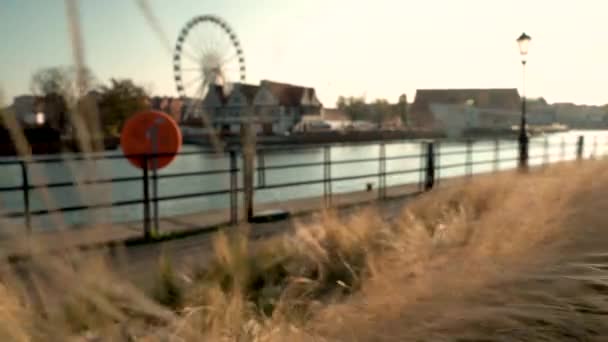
[517,32,531,170]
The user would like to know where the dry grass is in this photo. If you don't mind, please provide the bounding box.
[0,161,605,341]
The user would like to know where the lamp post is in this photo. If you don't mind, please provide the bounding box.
[517,32,531,170]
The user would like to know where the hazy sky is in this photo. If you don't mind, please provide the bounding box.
[1,0,607,107]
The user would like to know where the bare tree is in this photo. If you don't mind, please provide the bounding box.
[30,66,96,98]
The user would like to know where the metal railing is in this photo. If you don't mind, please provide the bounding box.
[0,134,602,239]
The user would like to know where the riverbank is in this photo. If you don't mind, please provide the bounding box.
[183,129,446,147]
[183,126,571,148]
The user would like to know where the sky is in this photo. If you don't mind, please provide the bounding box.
[1,0,608,107]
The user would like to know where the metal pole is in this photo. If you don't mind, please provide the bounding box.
[435,142,441,186]
[418,142,425,192]
[378,143,386,199]
[257,149,265,188]
[151,127,160,236]
[323,146,328,205]
[229,150,238,225]
[466,139,473,178]
[142,155,151,239]
[19,161,31,233]
[424,141,435,191]
[576,135,584,161]
[242,125,255,223]
[323,145,332,206]
[518,60,529,171]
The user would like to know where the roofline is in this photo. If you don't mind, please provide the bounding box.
[260,79,316,90]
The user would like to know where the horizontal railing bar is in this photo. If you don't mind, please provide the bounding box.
[29,175,142,189]
[471,147,507,154]
[22,169,239,190]
[470,158,500,164]
[152,189,232,202]
[260,154,435,171]
[0,185,23,192]
[384,154,425,161]
[436,149,469,156]
[331,157,380,165]
[259,161,324,171]
[256,179,325,190]
[3,186,236,217]
[4,198,145,217]
[331,173,381,182]
[497,157,520,163]
[0,150,224,165]
[437,163,467,170]
[384,168,425,176]
[157,169,233,179]
[469,160,499,166]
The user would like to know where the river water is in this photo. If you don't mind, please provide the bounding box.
[0,130,606,230]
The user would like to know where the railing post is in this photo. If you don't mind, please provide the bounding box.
[142,155,151,240]
[424,141,435,191]
[378,143,386,199]
[465,139,473,178]
[19,161,31,234]
[576,135,584,161]
[323,146,332,207]
[152,156,160,236]
[257,149,266,188]
[229,150,238,225]
[518,133,529,171]
[418,143,425,192]
[242,148,254,223]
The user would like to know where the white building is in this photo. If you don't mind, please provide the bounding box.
[186,80,323,135]
[429,103,556,138]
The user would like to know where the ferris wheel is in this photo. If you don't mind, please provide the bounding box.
[173,15,246,105]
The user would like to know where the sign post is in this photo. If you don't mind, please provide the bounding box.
[121,111,182,238]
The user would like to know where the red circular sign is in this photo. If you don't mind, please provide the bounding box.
[120,110,182,169]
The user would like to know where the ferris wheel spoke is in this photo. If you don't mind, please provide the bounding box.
[182,75,204,90]
[208,29,226,55]
[185,41,206,60]
[183,50,203,64]
[221,52,238,65]
[194,24,212,52]
[191,26,208,54]
[211,28,228,53]
[196,25,216,55]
